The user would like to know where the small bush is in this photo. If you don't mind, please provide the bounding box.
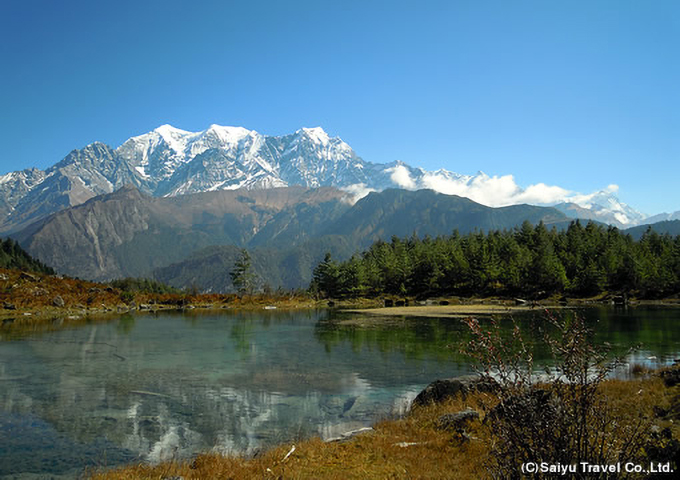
[119,291,135,304]
[462,311,653,479]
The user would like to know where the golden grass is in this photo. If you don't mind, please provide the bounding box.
[89,372,680,480]
[342,304,552,321]
[91,394,494,479]
[0,267,324,336]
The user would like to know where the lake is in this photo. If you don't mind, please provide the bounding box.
[1,306,679,478]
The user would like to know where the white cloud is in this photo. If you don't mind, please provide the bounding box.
[418,171,570,207]
[381,166,639,223]
[515,183,571,205]
[386,164,416,189]
[341,183,376,203]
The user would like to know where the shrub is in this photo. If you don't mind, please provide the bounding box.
[462,311,651,479]
[119,291,135,304]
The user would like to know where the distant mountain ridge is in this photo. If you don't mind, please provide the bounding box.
[13,186,574,289]
[0,124,658,233]
[624,220,680,240]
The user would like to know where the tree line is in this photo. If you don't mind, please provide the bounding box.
[0,237,54,275]
[310,220,680,299]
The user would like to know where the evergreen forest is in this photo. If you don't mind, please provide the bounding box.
[310,220,680,300]
[0,237,54,275]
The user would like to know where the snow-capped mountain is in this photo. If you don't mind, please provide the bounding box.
[642,210,680,225]
[0,124,653,233]
[553,187,647,227]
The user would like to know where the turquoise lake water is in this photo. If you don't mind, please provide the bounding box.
[0,306,678,478]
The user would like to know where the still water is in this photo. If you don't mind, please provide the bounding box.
[0,306,679,478]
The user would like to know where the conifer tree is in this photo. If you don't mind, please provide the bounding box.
[230,249,256,295]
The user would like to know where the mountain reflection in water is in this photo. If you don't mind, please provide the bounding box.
[0,307,679,477]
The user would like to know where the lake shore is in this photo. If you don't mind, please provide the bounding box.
[343,303,543,319]
[89,367,680,479]
[337,297,680,326]
[3,266,680,334]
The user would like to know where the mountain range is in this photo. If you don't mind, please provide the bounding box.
[1,124,672,235]
[2,124,678,291]
[12,186,576,290]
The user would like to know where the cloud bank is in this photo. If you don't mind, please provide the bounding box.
[385,165,614,209]
[341,182,377,202]
[342,165,637,226]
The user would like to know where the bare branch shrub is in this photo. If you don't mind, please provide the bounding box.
[462,310,651,479]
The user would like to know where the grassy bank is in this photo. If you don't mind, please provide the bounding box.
[89,369,680,479]
[0,268,322,334]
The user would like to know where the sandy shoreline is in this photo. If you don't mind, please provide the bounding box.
[341,303,547,319]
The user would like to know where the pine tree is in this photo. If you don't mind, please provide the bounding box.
[230,249,256,295]
[311,252,340,298]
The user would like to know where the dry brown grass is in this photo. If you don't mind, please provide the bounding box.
[0,268,322,336]
[88,372,680,480]
[90,394,496,480]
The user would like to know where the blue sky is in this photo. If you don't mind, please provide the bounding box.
[1,0,678,214]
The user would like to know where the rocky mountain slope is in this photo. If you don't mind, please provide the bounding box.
[13,186,573,289]
[13,185,352,281]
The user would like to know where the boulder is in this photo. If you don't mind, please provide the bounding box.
[659,366,680,387]
[412,375,498,408]
[52,295,65,307]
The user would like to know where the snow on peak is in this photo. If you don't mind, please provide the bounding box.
[0,172,15,184]
[203,124,253,144]
[299,127,330,144]
[154,124,191,136]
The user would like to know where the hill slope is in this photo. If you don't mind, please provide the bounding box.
[13,186,573,290]
[13,186,352,281]
[624,220,680,240]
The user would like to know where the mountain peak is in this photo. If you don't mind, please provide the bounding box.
[154,124,191,137]
[0,124,660,235]
[298,127,330,144]
[203,124,253,143]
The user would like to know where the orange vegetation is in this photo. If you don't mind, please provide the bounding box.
[89,373,677,480]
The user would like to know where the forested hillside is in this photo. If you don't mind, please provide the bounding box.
[0,237,54,274]
[311,220,680,299]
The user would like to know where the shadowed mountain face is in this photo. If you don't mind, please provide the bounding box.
[13,186,353,281]
[13,186,573,289]
[325,189,571,247]
[624,220,680,240]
